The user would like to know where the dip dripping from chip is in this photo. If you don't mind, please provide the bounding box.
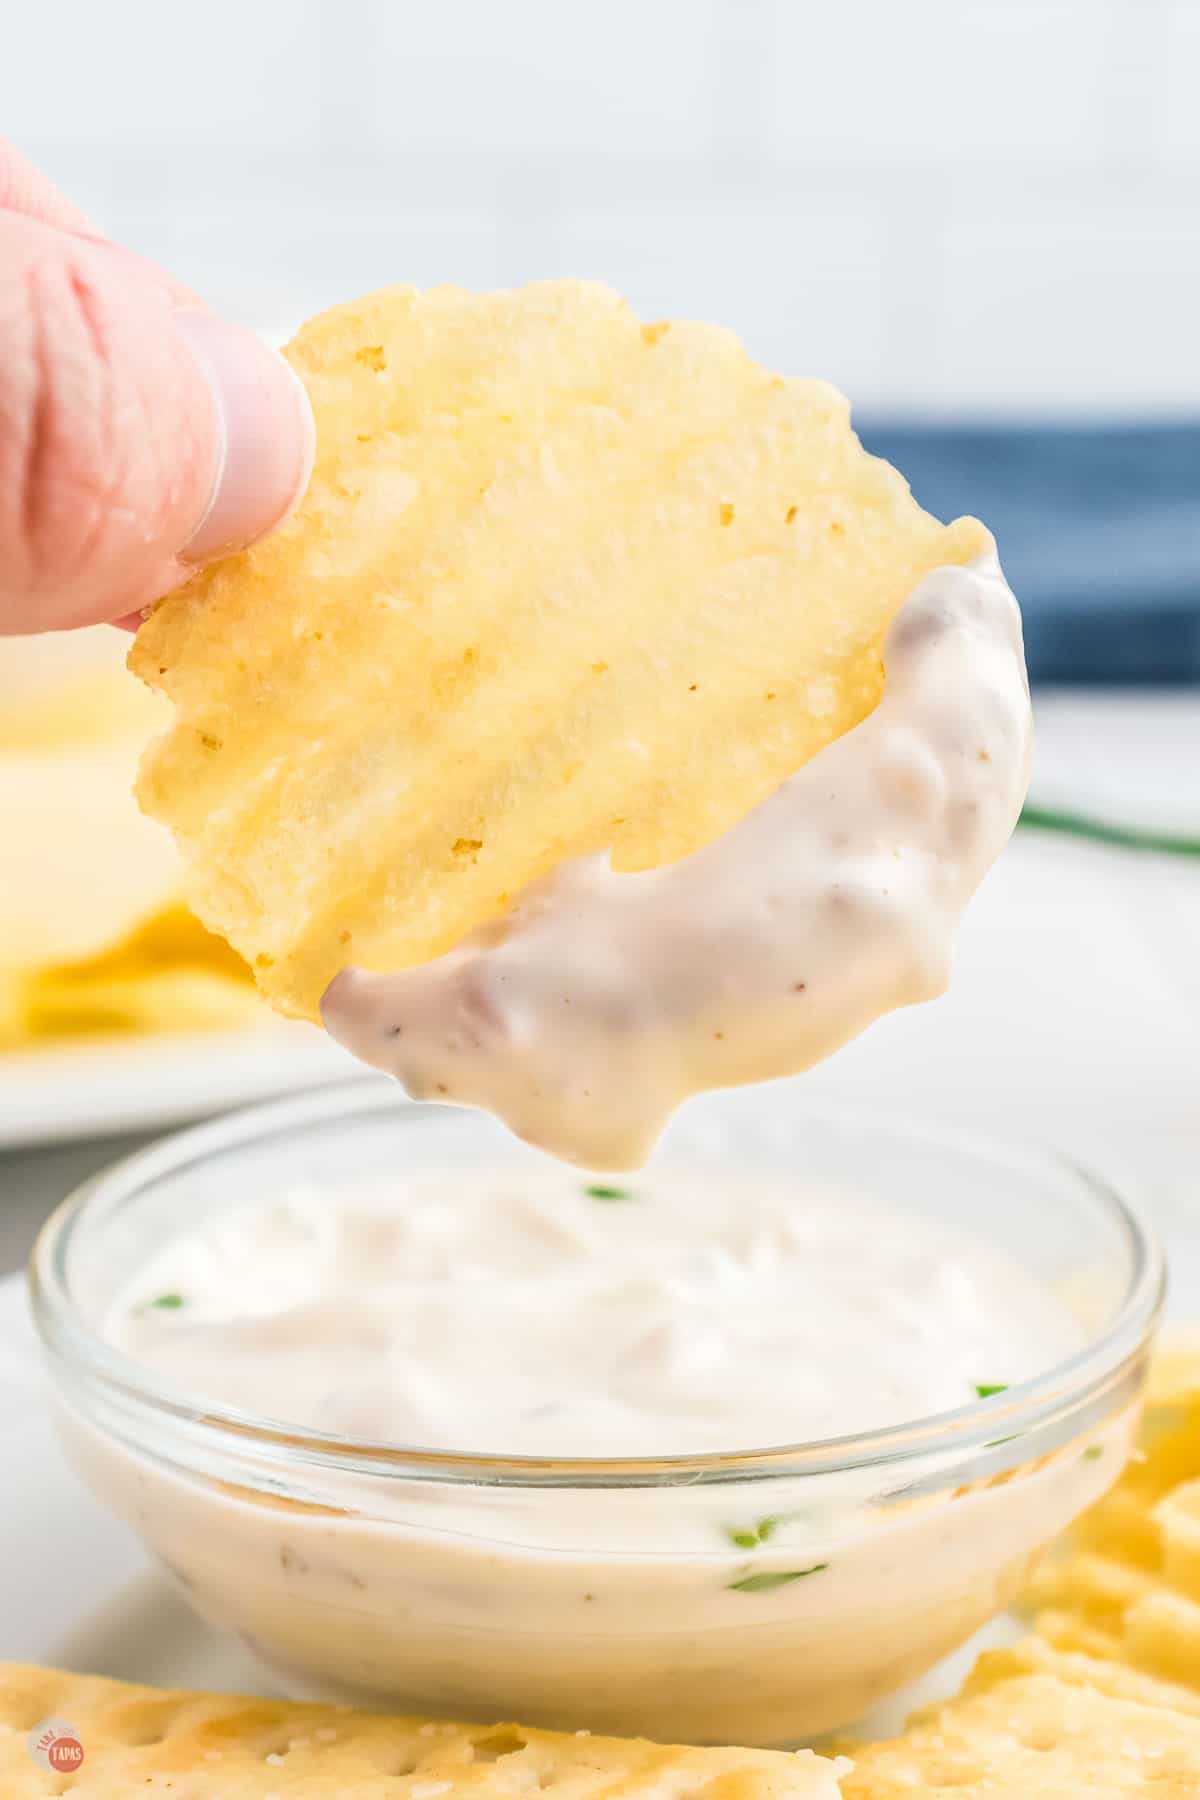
[322,544,1031,1169]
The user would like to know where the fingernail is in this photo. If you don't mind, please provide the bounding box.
[173,308,315,563]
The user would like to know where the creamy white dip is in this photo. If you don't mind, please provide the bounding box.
[80,1161,1126,1744]
[322,544,1032,1170]
[106,1169,1082,1457]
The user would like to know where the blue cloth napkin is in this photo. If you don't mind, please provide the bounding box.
[860,424,1200,685]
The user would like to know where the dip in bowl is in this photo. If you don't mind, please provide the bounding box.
[29,1081,1163,1746]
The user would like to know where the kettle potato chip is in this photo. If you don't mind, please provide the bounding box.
[132,281,988,1021]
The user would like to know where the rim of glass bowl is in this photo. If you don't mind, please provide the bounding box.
[29,1076,1165,1490]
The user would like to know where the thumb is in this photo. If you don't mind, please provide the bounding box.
[0,211,314,634]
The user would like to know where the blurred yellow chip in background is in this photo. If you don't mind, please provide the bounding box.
[16,907,260,1042]
[1,739,179,976]
[0,631,257,1049]
[132,280,988,1021]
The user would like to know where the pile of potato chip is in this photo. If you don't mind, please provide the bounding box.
[0,631,259,1049]
[845,1333,1200,1796]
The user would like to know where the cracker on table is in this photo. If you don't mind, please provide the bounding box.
[844,1670,1200,1797]
[0,1663,846,1798]
[1018,1335,1200,1698]
[964,1633,1200,1717]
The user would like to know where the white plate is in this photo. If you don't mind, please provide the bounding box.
[0,1024,355,1151]
[0,1269,1015,1739]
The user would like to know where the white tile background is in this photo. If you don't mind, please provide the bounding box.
[4,0,1198,415]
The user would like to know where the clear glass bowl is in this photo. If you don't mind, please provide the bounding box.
[29,1079,1164,1746]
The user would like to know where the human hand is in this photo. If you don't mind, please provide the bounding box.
[0,139,314,635]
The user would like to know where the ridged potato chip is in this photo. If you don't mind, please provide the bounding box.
[132,281,988,1021]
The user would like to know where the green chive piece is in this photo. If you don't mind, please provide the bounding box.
[726,1515,784,1549]
[583,1184,633,1201]
[974,1382,1008,1399]
[1019,805,1200,860]
[728,1564,827,1593]
[1083,1444,1104,1462]
[150,1293,185,1310]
